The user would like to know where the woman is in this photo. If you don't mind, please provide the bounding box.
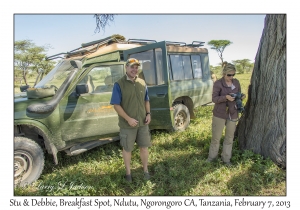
[206,62,245,166]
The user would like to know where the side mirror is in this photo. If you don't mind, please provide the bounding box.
[20,85,30,92]
[76,84,89,96]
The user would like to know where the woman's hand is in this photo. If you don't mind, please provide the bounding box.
[226,94,235,102]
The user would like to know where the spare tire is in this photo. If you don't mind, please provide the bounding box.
[172,104,190,132]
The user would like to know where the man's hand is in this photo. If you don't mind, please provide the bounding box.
[144,114,151,125]
[127,118,139,127]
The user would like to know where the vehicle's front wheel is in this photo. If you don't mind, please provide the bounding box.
[172,104,190,132]
[14,137,44,187]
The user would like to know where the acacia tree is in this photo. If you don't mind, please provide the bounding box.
[237,15,286,168]
[32,59,56,75]
[207,40,232,64]
[232,59,252,74]
[210,65,222,76]
[14,40,54,86]
[246,63,254,73]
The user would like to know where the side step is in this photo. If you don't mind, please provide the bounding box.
[65,136,120,156]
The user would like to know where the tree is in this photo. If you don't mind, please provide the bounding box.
[210,65,222,76]
[14,40,54,86]
[35,60,56,75]
[207,40,232,64]
[93,15,126,42]
[94,14,115,33]
[232,59,252,74]
[236,15,286,168]
[245,62,254,73]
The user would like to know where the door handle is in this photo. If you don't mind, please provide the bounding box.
[156,93,166,97]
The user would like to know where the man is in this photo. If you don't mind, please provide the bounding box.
[110,58,151,182]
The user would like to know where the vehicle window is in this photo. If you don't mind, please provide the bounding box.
[155,49,165,85]
[35,60,74,89]
[200,54,210,79]
[79,65,123,93]
[170,54,204,80]
[191,55,203,78]
[170,55,184,80]
[182,55,193,80]
[141,61,156,86]
[129,48,164,86]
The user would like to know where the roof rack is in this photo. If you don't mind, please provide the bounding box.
[45,52,68,60]
[127,39,157,44]
[45,37,206,60]
[187,41,205,47]
[81,36,115,48]
[166,41,186,47]
[46,36,117,60]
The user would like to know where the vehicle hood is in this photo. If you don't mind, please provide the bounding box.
[14,92,28,102]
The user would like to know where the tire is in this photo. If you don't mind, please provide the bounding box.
[14,136,44,187]
[172,104,190,132]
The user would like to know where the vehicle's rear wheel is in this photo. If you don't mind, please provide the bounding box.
[14,137,44,187]
[173,104,190,132]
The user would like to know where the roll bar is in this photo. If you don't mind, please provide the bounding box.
[46,37,205,60]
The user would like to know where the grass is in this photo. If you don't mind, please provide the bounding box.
[14,72,286,196]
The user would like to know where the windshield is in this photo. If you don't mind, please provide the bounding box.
[35,60,76,89]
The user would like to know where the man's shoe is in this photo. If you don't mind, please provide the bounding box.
[124,174,132,182]
[144,172,150,180]
[206,158,214,163]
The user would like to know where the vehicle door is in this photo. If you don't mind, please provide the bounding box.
[59,63,124,141]
[123,41,173,130]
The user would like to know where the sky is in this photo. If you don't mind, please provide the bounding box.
[14,14,265,66]
[3,0,300,208]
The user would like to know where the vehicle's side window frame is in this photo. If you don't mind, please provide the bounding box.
[169,54,184,80]
[74,65,124,95]
[155,48,165,85]
[199,53,210,80]
[191,55,203,79]
[167,55,173,81]
[128,48,165,86]
[167,53,205,81]
[169,54,196,81]
[182,55,193,80]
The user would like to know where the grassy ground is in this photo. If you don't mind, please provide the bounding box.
[14,73,286,196]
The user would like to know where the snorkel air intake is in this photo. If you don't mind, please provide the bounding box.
[26,60,82,114]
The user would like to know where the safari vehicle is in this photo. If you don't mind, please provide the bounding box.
[14,36,213,186]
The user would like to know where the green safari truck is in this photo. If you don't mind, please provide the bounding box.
[14,36,213,186]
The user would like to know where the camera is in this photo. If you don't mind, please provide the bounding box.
[230,92,245,113]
